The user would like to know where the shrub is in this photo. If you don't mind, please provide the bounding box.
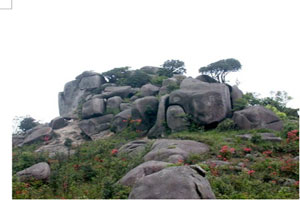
[151,75,168,86]
[216,119,237,131]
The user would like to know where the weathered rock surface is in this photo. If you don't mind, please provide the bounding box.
[118,140,150,156]
[140,83,160,97]
[233,106,283,131]
[166,105,188,132]
[58,80,86,119]
[131,96,159,134]
[35,121,86,157]
[148,95,169,138]
[120,103,131,111]
[17,162,51,182]
[78,74,104,90]
[236,132,282,142]
[111,109,132,133]
[231,85,243,104]
[101,86,135,99]
[169,78,231,125]
[49,117,67,130]
[13,135,25,147]
[107,96,122,111]
[196,74,218,83]
[82,98,105,119]
[22,126,53,145]
[129,166,216,199]
[79,114,113,138]
[144,139,209,163]
[120,161,170,187]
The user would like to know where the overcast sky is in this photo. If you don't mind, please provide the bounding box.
[1,0,299,130]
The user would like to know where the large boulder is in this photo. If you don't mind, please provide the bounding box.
[231,85,243,104]
[78,74,105,90]
[233,106,283,131]
[79,114,113,138]
[148,95,169,138]
[129,165,216,199]
[12,135,25,147]
[49,117,67,130]
[35,121,86,157]
[82,98,105,119]
[16,162,51,182]
[144,139,209,163]
[106,96,122,111]
[22,126,53,145]
[58,72,106,119]
[131,97,159,134]
[100,86,136,99]
[236,132,282,142]
[119,161,171,187]
[120,103,131,111]
[140,83,160,97]
[118,140,150,156]
[169,78,231,125]
[166,105,189,132]
[196,75,218,83]
[58,80,86,119]
[111,109,132,133]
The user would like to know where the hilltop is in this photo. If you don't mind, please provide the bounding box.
[12,63,299,199]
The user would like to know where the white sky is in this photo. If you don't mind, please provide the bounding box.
[1,0,300,197]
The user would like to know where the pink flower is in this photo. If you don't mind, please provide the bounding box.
[229,148,235,153]
[111,149,118,155]
[247,170,255,175]
[243,147,252,152]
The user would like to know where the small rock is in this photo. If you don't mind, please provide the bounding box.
[16,162,51,182]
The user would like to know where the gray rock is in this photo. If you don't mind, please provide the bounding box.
[167,105,189,133]
[236,132,282,142]
[131,96,159,134]
[162,78,177,87]
[119,140,150,156]
[144,139,209,163]
[172,74,187,84]
[111,109,132,133]
[129,166,216,199]
[120,103,131,111]
[90,130,114,141]
[120,161,171,187]
[233,106,283,131]
[58,80,86,119]
[75,71,100,80]
[196,75,218,83]
[101,86,136,99]
[12,135,25,147]
[79,74,104,90]
[140,66,160,74]
[148,95,169,138]
[35,121,85,157]
[169,78,231,125]
[130,95,139,102]
[107,96,122,111]
[79,114,113,138]
[23,127,53,145]
[140,83,160,97]
[100,83,117,90]
[16,162,51,182]
[82,98,105,119]
[231,85,243,104]
[203,160,230,166]
[49,117,67,130]
[158,86,169,96]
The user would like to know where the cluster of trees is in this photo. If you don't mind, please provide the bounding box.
[13,116,39,135]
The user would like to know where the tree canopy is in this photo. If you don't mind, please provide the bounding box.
[102,67,131,84]
[199,58,241,83]
[158,59,186,77]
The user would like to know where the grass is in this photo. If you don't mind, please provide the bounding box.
[12,122,299,199]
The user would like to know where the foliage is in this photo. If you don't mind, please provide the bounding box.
[102,67,131,84]
[265,104,287,120]
[150,75,168,87]
[232,97,248,111]
[199,58,241,83]
[216,119,237,131]
[158,59,186,77]
[121,69,151,88]
[13,116,39,134]
[166,82,180,92]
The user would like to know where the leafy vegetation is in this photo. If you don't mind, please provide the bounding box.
[158,59,186,77]
[199,58,241,83]
[13,116,39,134]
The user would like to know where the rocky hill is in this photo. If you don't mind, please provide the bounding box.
[12,66,299,199]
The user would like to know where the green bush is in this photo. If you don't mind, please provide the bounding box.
[216,119,237,131]
[151,75,168,86]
